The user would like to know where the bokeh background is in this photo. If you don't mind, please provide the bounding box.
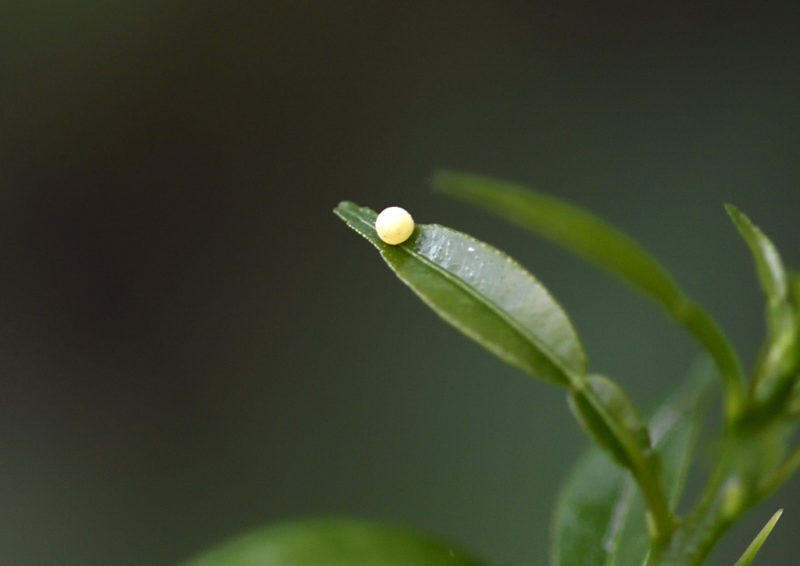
[2,3,799,565]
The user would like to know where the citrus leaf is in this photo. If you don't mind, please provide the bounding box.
[433,171,742,410]
[183,519,488,566]
[334,201,586,387]
[551,360,717,566]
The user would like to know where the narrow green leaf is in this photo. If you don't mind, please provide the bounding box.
[334,201,586,387]
[183,519,488,566]
[725,204,788,310]
[434,171,683,306]
[725,204,793,344]
[552,360,717,566]
[732,509,783,566]
[433,171,743,414]
[726,205,799,405]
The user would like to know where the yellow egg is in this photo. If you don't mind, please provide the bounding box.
[375,206,415,245]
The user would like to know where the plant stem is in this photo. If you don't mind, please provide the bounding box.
[655,416,794,565]
[677,303,744,423]
[632,465,675,543]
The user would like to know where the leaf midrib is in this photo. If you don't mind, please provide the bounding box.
[344,206,583,387]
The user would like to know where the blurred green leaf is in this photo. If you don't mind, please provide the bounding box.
[726,204,788,316]
[551,448,626,566]
[433,171,742,410]
[551,360,716,566]
[334,201,586,387]
[656,359,719,509]
[184,519,488,566]
[732,509,783,566]
[726,205,798,405]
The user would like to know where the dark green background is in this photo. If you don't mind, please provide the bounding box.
[1,3,799,565]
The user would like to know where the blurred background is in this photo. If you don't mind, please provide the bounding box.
[1,3,799,565]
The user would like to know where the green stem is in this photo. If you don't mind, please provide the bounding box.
[757,441,800,499]
[656,417,793,565]
[653,436,740,565]
[633,465,676,543]
[677,303,744,422]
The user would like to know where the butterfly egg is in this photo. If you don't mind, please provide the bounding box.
[375,206,415,245]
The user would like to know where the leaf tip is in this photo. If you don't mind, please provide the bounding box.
[733,508,785,566]
[767,508,783,529]
[724,202,746,222]
[334,200,355,214]
[430,169,458,193]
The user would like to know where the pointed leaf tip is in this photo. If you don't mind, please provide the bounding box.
[726,203,798,406]
[733,509,783,566]
[726,203,789,303]
[336,200,586,386]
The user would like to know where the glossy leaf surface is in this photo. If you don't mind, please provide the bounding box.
[184,519,488,566]
[433,171,742,402]
[552,360,717,566]
[334,201,586,386]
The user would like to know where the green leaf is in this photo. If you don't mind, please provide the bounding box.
[655,361,719,510]
[725,204,793,344]
[726,205,798,405]
[183,519,488,566]
[725,204,788,312]
[433,171,742,413]
[551,359,717,566]
[568,375,653,471]
[551,448,626,566]
[732,509,783,566]
[567,374,678,540]
[334,201,586,387]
